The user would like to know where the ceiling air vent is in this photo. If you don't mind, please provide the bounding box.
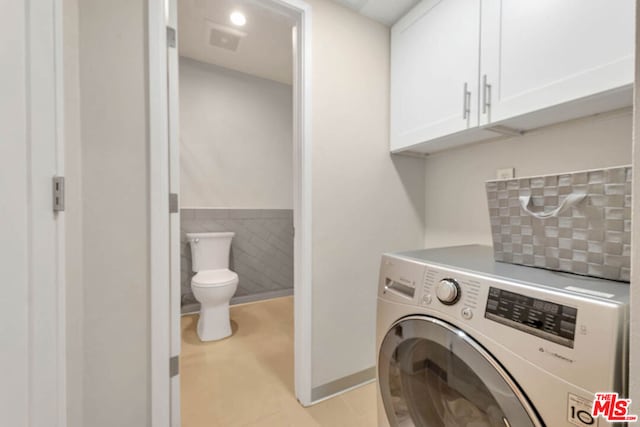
[206,21,247,52]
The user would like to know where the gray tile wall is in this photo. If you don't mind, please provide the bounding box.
[181,208,294,311]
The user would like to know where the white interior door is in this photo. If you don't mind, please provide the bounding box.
[167,0,182,425]
[1,0,65,425]
[1,2,30,423]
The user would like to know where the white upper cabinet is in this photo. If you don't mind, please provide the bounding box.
[390,0,481,152]
[391,0,635,153]
[479,0,635,127]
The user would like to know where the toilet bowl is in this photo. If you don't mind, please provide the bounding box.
[187,232,239,341]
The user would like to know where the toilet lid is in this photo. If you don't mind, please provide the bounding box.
[192,269,238,287]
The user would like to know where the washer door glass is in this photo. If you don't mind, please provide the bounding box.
[379,317,541,427]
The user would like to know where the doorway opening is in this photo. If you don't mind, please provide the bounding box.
[150,0,313,424]
[178,0,296,312]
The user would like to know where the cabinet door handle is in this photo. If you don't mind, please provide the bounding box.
[462,82,471,120]
[482,74,492,114]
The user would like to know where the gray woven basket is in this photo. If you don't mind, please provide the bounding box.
[486,165,632,282]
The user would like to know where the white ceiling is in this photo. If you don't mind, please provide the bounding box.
[178,0,294,85]
[177,0,418,84]
[331,0,420,26]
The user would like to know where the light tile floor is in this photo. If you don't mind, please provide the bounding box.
[181,296,378,427]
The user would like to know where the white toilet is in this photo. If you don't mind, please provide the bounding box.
[186,232,239,341]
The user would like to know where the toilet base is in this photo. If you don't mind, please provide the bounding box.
[197,303,232,341]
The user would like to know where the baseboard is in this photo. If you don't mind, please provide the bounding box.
[231,289,293,306]
[180,303,200,315]
[310,366,376,403]
[180,288,294,315]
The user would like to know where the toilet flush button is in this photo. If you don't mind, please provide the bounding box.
[461,307,473,320]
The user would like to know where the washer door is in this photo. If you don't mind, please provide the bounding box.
[379,316,543,427]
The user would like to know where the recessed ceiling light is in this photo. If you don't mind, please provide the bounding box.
[230,11,246,27]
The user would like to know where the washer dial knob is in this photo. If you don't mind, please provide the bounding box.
[436,279,461,305]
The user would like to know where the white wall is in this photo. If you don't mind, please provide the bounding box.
[423,111,633,248]
[63,0,84,425]
[179,57,293,209]
[77,0,150,425]
[1,2,28,424]
[306,0,426,389]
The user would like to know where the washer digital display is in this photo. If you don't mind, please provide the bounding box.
[485,287,577,348]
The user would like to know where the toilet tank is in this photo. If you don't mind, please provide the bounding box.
[186,232,234,272]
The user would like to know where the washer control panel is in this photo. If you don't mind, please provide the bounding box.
[422,270,578,347]
[485,286,578,348]
[384,260,579,349]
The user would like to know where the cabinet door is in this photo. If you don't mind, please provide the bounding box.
[480,0,635,126]
[391,0,480,152]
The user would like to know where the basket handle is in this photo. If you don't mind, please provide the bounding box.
[519,192,586,219]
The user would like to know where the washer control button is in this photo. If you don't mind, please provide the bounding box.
[436,278,461,305]
[461,307,473,320]
[422,294,432,305]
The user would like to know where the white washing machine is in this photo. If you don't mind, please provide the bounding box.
[376,245,629,427]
